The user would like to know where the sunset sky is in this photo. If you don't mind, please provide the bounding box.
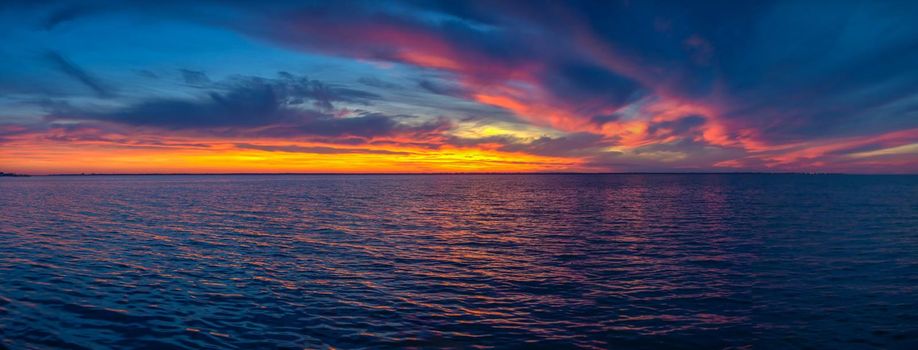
[1,0,917,174]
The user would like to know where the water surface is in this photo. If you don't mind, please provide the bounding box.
[1,174,917,349]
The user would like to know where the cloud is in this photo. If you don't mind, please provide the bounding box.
[417,79,467,97]
[49,72,379,128]
[646,115,706,138]
[44,51,113,97]
[45,72,450,141]
[42,4,96,30]
[539,60,644,110]
[52,82,289,129]
[590,114,620,127]
[446,132,612,158]
[234,143,413,155]
[357,76,400,89]
[0,123,38,144]
[250,112,452,140]
[273,72,380,111]
[179,69,211,86]
[41,4,97,30]
[497,133,612,157]
[583,139,746,172]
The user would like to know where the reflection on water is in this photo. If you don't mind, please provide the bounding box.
[1,174,916,349]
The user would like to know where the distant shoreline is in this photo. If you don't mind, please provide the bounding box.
[0,172,30,177]
[5,172,914,176]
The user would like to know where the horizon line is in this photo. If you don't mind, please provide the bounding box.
[4,171,917,176]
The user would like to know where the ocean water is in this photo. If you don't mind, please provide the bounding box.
[1,174,916,349]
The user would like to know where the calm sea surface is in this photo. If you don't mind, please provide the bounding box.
[1,174,916,349]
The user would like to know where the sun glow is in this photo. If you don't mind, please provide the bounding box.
[0,140,578,174]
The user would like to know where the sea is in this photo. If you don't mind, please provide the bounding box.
[1,174,916,349]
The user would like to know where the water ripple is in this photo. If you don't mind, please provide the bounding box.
[1,174,917,349]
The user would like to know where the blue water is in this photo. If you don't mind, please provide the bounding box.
[1,174,916,349]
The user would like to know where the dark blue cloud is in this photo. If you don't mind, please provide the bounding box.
[357,76,400,89]
[647,115,706,138]
[417,79,467,97]
[44,51,113,98]
[179,69,211,86]
[41,3,96,30]
[540,60,643,108]
[251,113,452,140]
[46,72,448,139]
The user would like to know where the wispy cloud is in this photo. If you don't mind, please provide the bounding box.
[44,51,113,98]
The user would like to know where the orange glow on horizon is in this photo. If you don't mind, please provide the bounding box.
[0,139,580,175]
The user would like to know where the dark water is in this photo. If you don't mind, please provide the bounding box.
[1,174,917,349]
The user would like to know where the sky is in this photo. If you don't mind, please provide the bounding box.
[1,0,917,174]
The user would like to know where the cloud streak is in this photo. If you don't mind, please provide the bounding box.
[44,51,113,97]
[234,143,413,155]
